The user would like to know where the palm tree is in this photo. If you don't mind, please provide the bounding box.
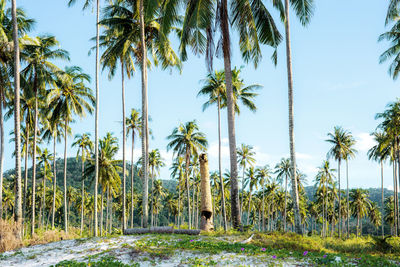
[47,66,94,233]
[283,0,314,235]
[275,158,291,232]
[256,165,271,231]
[326,126,354,238]
[21,35,69,235]
[368,131,390,237]
[72,133,93,235]
[237,144,256,221]
[11,0,23,236]
[148,149,165,227]
[126,108,141,227]
[37,149,54,228]
[168,0,283,229]
[167,121,208,229]
[244,166,258,225]
[67,0,101,237]
[350,189,372,237]
[170,156,184,227]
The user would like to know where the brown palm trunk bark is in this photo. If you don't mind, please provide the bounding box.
[284,0,302,235]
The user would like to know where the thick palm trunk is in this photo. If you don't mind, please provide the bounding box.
[93,0,100,237]
[381,161,384,238]
[23,125,29,228]
[63,121,68,233]
[284,0,302,235]
[338,159,341,238]
[284,176,288,232]
[139,0,149,228]
[185,151,191,228]
[121,62,127,231]
[11,0,22,236]
[31,90,38,236]
[130,134,135,227]
[220,0,240,229]
[80,159,85,235]
[217,97,227,231]
[52,136,56,228]
[0,103,3,218]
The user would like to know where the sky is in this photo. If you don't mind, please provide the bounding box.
[3,0,400,190]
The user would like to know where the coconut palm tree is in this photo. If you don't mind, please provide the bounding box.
[167,121,208,229]
[256,165,271,231]
[275,158,292,232]
[126,108,141,227]
[170,156,184,227]
[72,133,93,235]
[368,131,390,237]
[21,35,69,235]
[148,149,165,227]
[326,126,354,238]
[244,166,258,225]
[237,144,256,221]
[350,189,372,237]
[47,66,94,233]
[67,0,101,237]
[165,0,283,229]
[283,0,314,235]
[37,148,53,228]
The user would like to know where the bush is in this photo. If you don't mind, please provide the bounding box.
[0,219,22,253]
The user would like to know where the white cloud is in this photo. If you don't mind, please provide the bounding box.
[355,132,375,152]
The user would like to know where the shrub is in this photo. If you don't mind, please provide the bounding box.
[0,219,22,253]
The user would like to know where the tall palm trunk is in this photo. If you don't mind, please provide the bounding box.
[139,0,149,228]
[31,88,38,236]
[80,159,85,235]
[11,0,22,236]
[23,125,29,228]
[177,176,181,227]
[52,135,56,228]
[220,0,240,229]
[346,159,350,238]
[284,0,302,235]
[262,185,265,231]
[284,175,288,232]
[394,161,398,236]
[0,102,3,218]
[381,160,384,238]
[121,61,127,231]
[63,121,68,233]
[217,97,227,231]
[130,134,135,227]
[337,159,341,238]
[241,165,245,221]
[185,150,191,228]
[150,167,155,227]
[42,173,46,227]
[247,188,252,224]
[93,0,100,237]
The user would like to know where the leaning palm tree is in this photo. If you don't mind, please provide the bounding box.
[67,0,101,237]
[163,0,283,229]
[368,131,390,237]
[47,66,94,233]
[275,158,291,232]
[72,133,93,235]
[167,121,208,229]
[237,144,256,221]
[126,108,141,227]
[326,126,353,238]
[21,35,69,235]
[283,0,315,235]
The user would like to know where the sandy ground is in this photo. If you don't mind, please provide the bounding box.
[0,235,304,267]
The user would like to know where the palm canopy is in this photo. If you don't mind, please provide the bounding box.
[37,148,54,171]
[274,158,291,185]
[72,133,93,164]
[326,126,357,162]
[379,21,400,80]
[148,148,165,177]
[126,108,141,138]
[367,131,391,163]
[47,66,95,124]
[237,144,256,168]
[166,120,208,158]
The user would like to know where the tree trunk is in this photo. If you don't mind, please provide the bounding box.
[178,175,181,228]
[42,173,46,228]
[31,88,38,236]
[93,0,100,237]
[80,159,85,235]
[139,0,149,229]
[262,185,265,231]
[247,189,252,225]
[381,161,384,238]
[217,97,227,231]
[11,0,22,238]
[22,124,29,231]
[346,159,350,238]
[101,187,104,236]
[284,0,302,235]
[150,167,154,227]
[130,134,135,228]
[357,212,360,237]
[52,136,56,229]
[63,121,68,233]
[338,159,341,238]
[241,166,245,222]
[220,0,240,229]
[284,175,288,232]
[121,62,127,231]
[0,103,3,218]
[394,162,398,236]
[185,150,191,228]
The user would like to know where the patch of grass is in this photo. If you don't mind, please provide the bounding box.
[0,219,23,252]
[54,255,137,267]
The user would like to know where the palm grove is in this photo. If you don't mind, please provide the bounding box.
[1,0,400,240]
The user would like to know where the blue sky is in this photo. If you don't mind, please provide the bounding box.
[3,0,399,190]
